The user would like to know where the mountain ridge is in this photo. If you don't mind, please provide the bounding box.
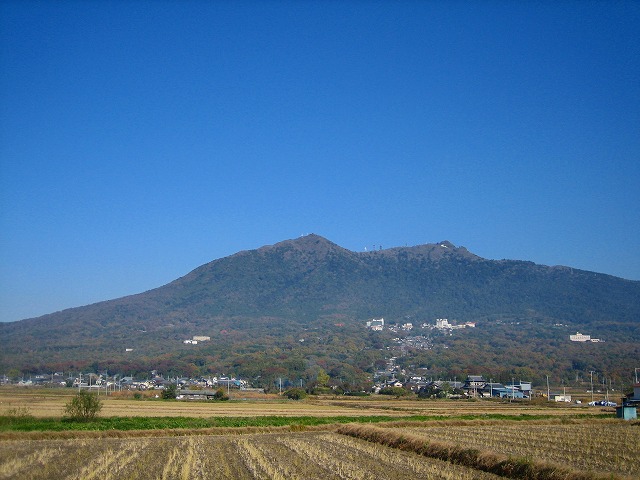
[1,234,638,380]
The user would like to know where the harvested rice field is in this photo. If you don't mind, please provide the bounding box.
[0,431,503,480]
[0,389,610,419]
[2,418,638,480]
[2,389,635,479]
[388,419,640,478]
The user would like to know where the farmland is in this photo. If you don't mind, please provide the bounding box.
[0,432,507,480]
[1,389,638,479]
[400,420,640,476]
[0,387,612,419]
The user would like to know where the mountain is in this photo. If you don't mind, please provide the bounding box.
[2,234,639,384]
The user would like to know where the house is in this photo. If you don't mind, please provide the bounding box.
[506,381,532,398]
[177,389,219,400]
[623,383,640,406]
[517,382,532,395]
[617,384,638,421]
[218,377,241,389]
[481,382,505,397]
[385,380,404,388]
[633,383,640,401]
[500,387,526,399]
[463,375,486,397]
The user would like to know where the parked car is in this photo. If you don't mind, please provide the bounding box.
[588,400,617,407]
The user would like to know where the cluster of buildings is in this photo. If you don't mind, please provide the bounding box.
[374,374,533,399]
[366,317,476,333]
[116,374,248,391]
[365,317,414,332]
[432,318,476,330]
[2,371,249,393]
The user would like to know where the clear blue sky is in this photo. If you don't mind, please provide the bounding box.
[1,1,639,323]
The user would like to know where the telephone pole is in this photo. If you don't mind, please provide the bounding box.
[546,375,550,401]
[589,371,595,403]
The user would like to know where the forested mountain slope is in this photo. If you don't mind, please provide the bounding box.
[2,234,638,382]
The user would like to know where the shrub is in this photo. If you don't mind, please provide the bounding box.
[213,388,229,401]
[6,406,32,419]
[378,386,408,397]
[284,388,308,400]
[2,406,33,425]
[311,386,333,395]
[344,391,370,397]
[64,390,102,421]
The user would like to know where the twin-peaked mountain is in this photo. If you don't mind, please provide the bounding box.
[1,234,639,373]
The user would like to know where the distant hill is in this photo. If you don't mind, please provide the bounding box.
[2,234,639,384]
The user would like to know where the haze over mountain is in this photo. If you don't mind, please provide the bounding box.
[2,235,638,382]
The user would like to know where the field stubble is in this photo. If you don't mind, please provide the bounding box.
[0,389,609,419]
[395,419,640,477]
[0,431,505,480]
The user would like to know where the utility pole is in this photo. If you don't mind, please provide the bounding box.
[590,371,595,403]
[546,375,550,401]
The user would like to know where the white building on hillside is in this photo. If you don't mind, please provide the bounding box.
[570,332,590,342]
[366,318,385,331]
[436,318,451,329]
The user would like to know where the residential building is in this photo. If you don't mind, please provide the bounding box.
[366,318,385,331]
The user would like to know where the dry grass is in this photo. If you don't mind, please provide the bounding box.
[275,431,503,479]
[398,419,640,477]
[0,388,608,419]
[2,418,636,479]
[0,431,505,479]
[0,390,408,418]
[337,422,638,480]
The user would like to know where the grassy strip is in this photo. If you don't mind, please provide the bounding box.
[0,412,611,433]
[335,424,628,480]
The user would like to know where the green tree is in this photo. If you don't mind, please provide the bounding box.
[64,390,102,421]
[161,384,177,399]
[378,386,408,397]
[316,368,329,387]
[284,387,307,400]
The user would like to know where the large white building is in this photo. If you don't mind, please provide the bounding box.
[569,332,603,342]
[436,318,451,329]
[366,318,385,331]
[569,332,590,342]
